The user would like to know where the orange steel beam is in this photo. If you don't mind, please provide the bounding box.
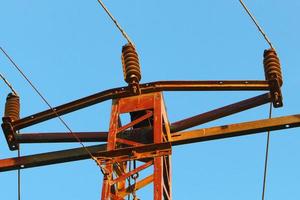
[9,80,270,131]
[116,111,153,133]
[118,175,154,198]
[13,93,271,144]
[171,114,300,145]
[15,132,108,143]
[0,144,107,172]
[111,161,153,185]
[0,114,299,172]
[101,92,172,199]
[96,143,171,164]
[0,143,171,172]
[170,92,271,132]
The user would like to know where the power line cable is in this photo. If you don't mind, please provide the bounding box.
[237,2,275,197]
[18,143,21,200]
[262,103,272,200]
[239,0,274,49]
[0,71,21,198]
[96,0,135,46]
[0,47,104,169]
[0,72,18,95]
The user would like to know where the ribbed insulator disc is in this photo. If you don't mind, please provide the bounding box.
[263,49,283,86]
[4,93,20,122]
[122,44,141,84]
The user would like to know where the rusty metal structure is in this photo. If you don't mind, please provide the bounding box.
[1,40,300,199]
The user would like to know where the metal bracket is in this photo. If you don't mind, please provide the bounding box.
[269,79,283,108]
[1,117,18,150]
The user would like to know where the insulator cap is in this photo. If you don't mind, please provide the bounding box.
[121,44,141,85]
[263,49,283,86]
[4,93,20,122]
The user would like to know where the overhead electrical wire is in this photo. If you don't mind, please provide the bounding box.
[1,1,280,199]
[96,0,135,46]
[239,0,274,49]
[0,0,136,177]
[0,72,18,95]
[238,1,276,199]
[0,47,104,170]
[0,71,21,199]
[262,103,272,200]
[18,144,21,200]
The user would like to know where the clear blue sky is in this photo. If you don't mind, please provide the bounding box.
[1,1,300,199]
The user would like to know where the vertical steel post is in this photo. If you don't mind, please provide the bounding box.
[100,92,172,200]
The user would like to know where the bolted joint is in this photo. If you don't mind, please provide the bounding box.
[1,117,19,151]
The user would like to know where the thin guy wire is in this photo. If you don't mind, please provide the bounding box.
[96,0,135,46]
[0,47,103,168]
[18,143,21,200]
[262,103,272,200]
[239,0,274,49]
[0,72,18,95]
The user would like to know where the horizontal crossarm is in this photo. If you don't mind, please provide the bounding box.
[1,114,299,172]
[172,114,300,145]
[8,80,270,131]
[0,144,106,172]
[15,132,108,143]
[14,93,271,144]
[0,143,171,172]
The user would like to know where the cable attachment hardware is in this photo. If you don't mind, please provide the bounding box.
[2,93,20,150]
[263,49,283,107]
[121,43,142,94]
